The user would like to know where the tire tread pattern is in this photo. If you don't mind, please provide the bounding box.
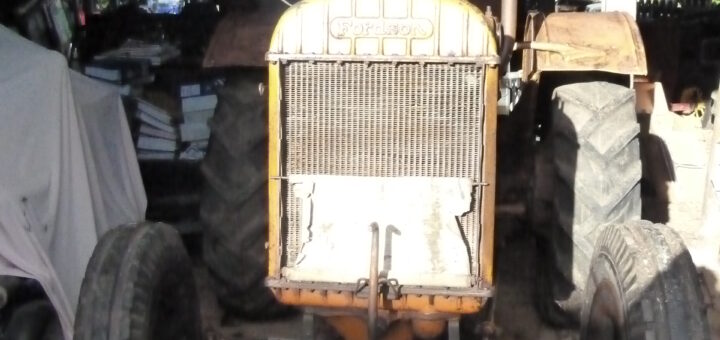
[199,72,290,318]
[550,82,642,289]
[581,221,710,340]
[74,223,201,340]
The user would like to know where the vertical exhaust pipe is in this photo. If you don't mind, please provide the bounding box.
[499,0,518,69]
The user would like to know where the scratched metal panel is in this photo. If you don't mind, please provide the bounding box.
[267,0,497,59]
[280,61,485,275]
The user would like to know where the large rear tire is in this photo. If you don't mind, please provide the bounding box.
[537,81,642,323]
[74,223,201,340]
[580,221,710,340]
[199,72,289,318]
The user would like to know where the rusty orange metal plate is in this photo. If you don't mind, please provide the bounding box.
[271,288,488,315]
[203,2,286,68]
[528,12,647,76]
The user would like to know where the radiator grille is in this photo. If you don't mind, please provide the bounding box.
[281,62,485,277]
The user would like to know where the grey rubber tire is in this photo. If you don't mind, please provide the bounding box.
[41,314,62,340]
[4,300,58,340]
[74,226,133,340]
[200,72,289,318]
[540,81,642,322]
[581,221,710,340]
[74,222,201,340]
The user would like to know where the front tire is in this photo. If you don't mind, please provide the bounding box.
[581,221,710,340]
[74,222,201,340]
[4,300,59,340]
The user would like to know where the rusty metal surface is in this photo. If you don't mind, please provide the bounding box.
[411,319,447,339]
[264,0,501,318]
[267,53,499,64]
[318,314,447,340]
[498,0,517,67]
[479,65,498,286]
[266,278,495,298]
[368,223,379,339]
[270,287,489,314]
[266,0,497,60]
[204,0,503,68]
[268,63,282,277]
[281,61,486,274]
[524,12,648,77]
[521,11,543,82]
[281,62,486,178]
[203,2,286,68]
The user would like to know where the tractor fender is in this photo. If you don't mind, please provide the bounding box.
[522,11,647,80]
[203,1,287,68]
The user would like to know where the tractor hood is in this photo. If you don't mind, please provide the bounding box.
[266,0,499,63]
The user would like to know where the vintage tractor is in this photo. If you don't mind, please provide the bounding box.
[73,0,712,339]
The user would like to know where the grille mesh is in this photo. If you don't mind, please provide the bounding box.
[281,62,485,277]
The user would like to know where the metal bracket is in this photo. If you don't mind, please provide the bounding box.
[355,277,401,300]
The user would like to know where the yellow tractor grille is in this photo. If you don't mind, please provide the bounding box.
[281,62,486,275]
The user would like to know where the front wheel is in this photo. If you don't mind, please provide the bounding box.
[74,222,202,340]
[581,221,710,340]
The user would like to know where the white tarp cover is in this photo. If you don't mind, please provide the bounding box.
[283,175,473,287]
[0,26,146,339]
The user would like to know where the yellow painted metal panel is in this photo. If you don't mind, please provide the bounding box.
[264,0,498,316]
[267,64,282,277]
[267,0,498,60]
